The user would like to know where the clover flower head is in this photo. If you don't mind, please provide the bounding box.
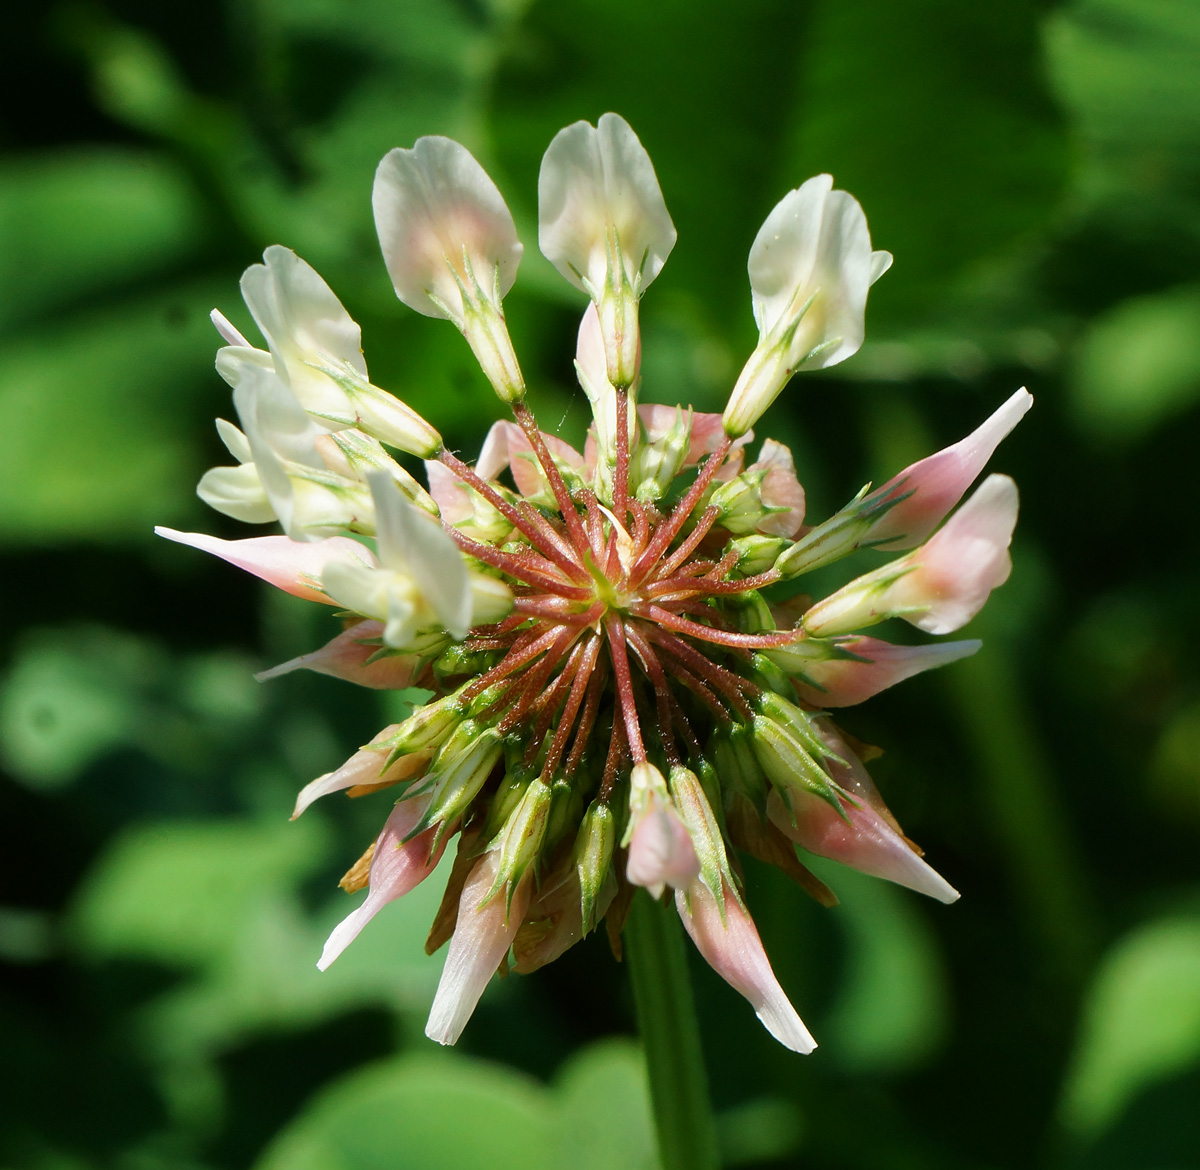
[163,114,1029,1052]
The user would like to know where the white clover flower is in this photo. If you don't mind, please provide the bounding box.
[539,112,675,388]
[724,174,893,437]
[374,136,526,402]
[163,115,1028,1057]
[218,247,442,457]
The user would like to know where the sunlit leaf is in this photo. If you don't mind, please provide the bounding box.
[809,860,950,1073]
[255,1039,656,1170]
[1061,909,1200,1136]
[1069,284,1200,439]
[0,150,204,333]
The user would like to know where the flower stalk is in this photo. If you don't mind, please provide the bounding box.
[626,890,721,1170]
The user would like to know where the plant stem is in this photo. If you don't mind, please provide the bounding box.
[626,889,720,1170]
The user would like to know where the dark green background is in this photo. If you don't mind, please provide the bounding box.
[4,1,1200,1167]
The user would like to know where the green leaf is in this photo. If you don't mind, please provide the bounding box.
[0,283,225,543]
[1069,284,1200,440]
[807,860,950,1073]
[1045,0,1200,190]
[0,149,204,333]
[254,1039,656,1170]
[1061,908,1200,1136]
[784,0,1068,313]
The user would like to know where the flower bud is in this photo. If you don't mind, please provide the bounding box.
[574,801,616,932]
[410,721,504,845]
[382,693,465,762]
[631,405,690,503]
[487,776,553,908]
[425,460,513,543]
[669,765,731,905]
[750,713,843,812]
[708,469,779,535]
[624,762,699,899]
[729,534,788,576]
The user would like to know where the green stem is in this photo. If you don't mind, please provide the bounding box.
[626,889,721,1170]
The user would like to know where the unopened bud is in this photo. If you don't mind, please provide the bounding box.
[412,722,504,845]
[668,765,730,905]
[751,714,843,813]
[383,693,464,763]
[574,801,615,932]
[488,776,553,907]
[633,406,690,503]
[709,470,781,535]
[729,534,787,576]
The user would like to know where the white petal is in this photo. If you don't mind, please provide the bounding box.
[240,246,366,416]
[210,308,252,348]
[196,463,276,524]
[368,473,472,639]
[425,853,532,1045]
[215,418,254,464]
[538,113,676,294]
[373,137,522,322]
[232,366,326,538]
[154,527,374,603]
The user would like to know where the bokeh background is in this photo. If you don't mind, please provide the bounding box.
[4,0,1200,1167]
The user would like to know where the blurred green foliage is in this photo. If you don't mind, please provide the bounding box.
[4,0,1200,1168]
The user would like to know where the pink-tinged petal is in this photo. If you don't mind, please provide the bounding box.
[751,439,806,537]
[512,868,616,974]
[424,460,474,525]
[291,724,431,819]
[792,636,980,707]
[425,852,533,1045]
[155,527,376,603]
[638,406,752,466]
[317,794,447,970]
[890,474,1018,635]
[475,421,585,499]
[258,620,422,691]
[676,879,816,1054]
[210,308,252,348]
[867,389,1032,550]
[626,795,700,898]
[767,787,959,903]
[475,420,518,481]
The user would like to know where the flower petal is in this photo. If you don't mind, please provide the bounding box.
[292,724,431,818]
[890,474,1018,635]
[789,636,981,706]
[240,246,366,419]
[538,113,676,294]
[317,795,447,969]
[676,879,816,1054]
[154,527,375,604]
[768,787,959,904]
[374,137,522,323]
[425,852,533,1045]
[369,473,472,639]
[626,794,700,899]
[867,389,1033,550]
[751,439,806,537]
[258,620,423,691]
